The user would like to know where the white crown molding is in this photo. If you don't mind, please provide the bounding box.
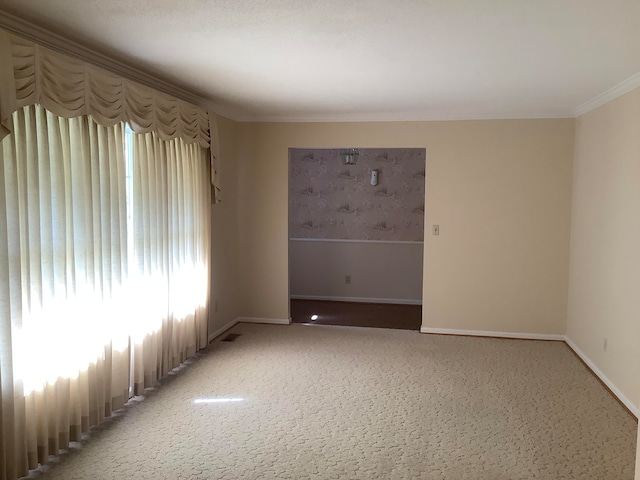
[574,72,640,117]
[4,10,638,124]
[0,10,253,122]
[202,100,253,123]
[0,10,212,109]
[242,111,574,123]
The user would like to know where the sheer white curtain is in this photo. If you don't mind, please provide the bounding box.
[0,27,213,480]
[0,105,130,479]
[0,105,210,480]
[130,130,209,393]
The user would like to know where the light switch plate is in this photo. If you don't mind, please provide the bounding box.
[433,225,439,235]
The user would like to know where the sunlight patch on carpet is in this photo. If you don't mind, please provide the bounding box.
[193,398,244,404]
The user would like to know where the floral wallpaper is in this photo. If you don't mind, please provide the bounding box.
[289,148,425,241]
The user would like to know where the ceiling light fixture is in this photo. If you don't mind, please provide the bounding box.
[340,148,359,166]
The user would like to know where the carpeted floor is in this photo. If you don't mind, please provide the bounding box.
[24,323,637,480]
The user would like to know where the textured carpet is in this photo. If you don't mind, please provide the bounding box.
[24,323,637,480]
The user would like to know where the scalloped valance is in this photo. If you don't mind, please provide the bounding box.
[0,29,210,148]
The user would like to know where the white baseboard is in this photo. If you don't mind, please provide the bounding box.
[420,327,638,418]
[420,326,565,342]
[564,336,639,418]
[236,316,292,325]
[291,295,422,306]
[208,318,240,343]
[211,318,637,417]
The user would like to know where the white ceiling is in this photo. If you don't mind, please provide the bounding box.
[1,0,639,121]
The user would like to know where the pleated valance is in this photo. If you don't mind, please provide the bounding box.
[0,29,210,148]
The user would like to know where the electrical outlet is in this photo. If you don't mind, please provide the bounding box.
[433,224,439,235]
[603,337,607,352]
[345,275,352,285]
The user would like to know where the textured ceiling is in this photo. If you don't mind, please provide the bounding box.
[1,0,639,121]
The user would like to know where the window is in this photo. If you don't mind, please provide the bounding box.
[1,106,210,478]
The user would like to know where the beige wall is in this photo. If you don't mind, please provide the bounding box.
[209,115,241,336]
[566,87,640,413]
[290,240,423,303]
[235,119,575,331]
[636,426,640,480]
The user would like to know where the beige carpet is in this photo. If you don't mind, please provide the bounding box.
[24,323,637,480]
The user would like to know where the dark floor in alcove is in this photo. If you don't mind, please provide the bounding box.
[290,299,422,331]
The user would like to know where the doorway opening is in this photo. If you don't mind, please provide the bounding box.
[288,148,426,330]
